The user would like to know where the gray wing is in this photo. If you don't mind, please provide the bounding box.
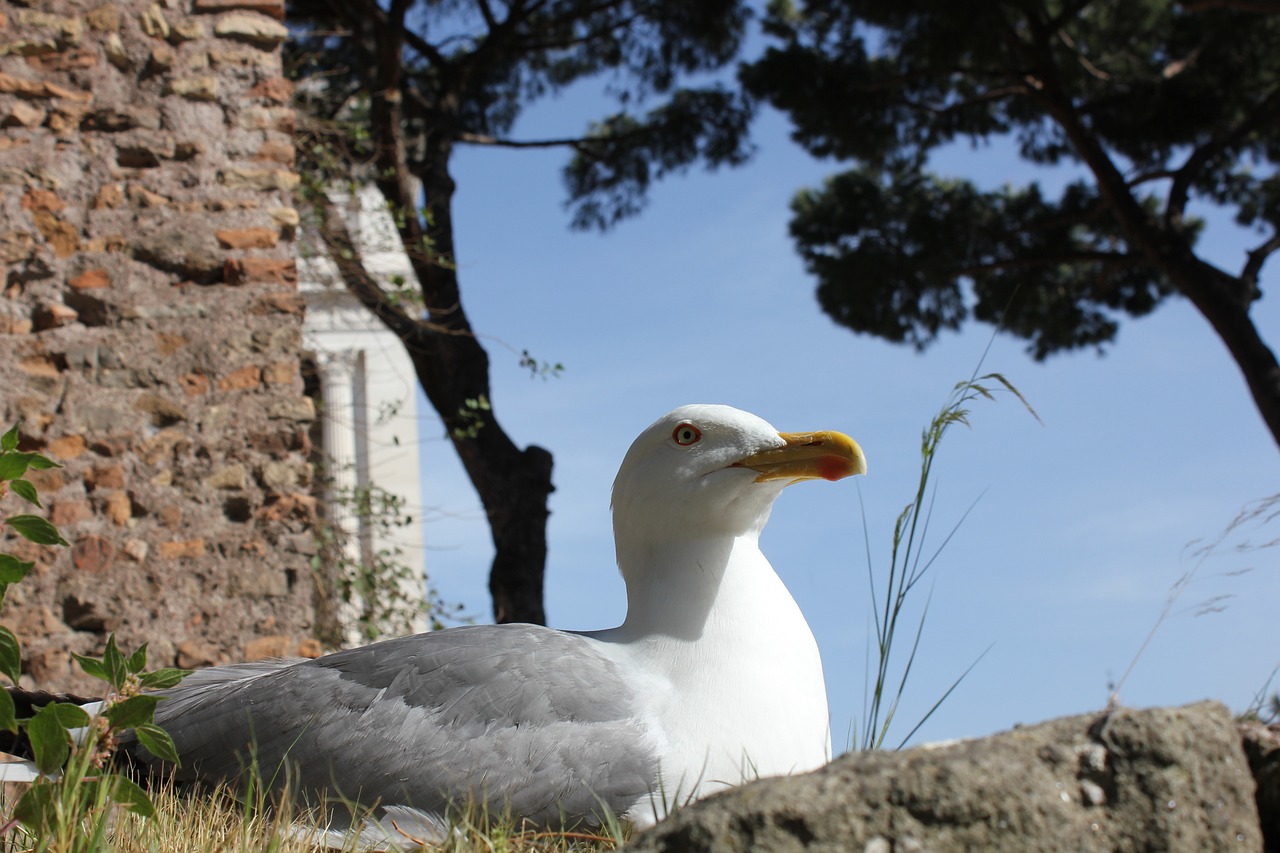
[125,625,660,828]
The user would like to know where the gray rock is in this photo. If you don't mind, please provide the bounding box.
[625,702,1262,853]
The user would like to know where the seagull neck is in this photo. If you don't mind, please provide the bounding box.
[617,533,779,641]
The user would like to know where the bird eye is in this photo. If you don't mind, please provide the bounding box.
[672,423,702,447]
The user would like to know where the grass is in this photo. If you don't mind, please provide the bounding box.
[855,369,1038,751]
[0,776,629,853]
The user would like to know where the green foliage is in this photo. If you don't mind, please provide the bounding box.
[0,425,189,851]
[859,371,1037,750]
[288,0,755,233]
[312,478,467,643]
[743,0,1280,358]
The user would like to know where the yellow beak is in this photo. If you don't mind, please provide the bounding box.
[732,430,867,483]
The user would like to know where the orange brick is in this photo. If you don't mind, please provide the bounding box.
[217,365,261,392]
[215,227,279,249]
[159,539,205,560]
[103,490,131,526]
[85,464,125,490]
[179,371,209,396]
[49,499,89,526]
[224,258,296,287]
[67,268,110,290]
[46,434,86,460]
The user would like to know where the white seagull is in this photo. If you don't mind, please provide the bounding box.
[33,405,866,843]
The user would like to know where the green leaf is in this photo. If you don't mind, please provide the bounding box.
[28,705,69,775]
[0,687,16,734]
[5,515,70,547]
[125,641,148,674]
[73,653,109,681]
[0,424,17,453]
[134,722,181,766]
[0,453,32,482]
[138,667,190,690]
[105,695,159,729]
[110,774,155,818]
[9,479,40,507]
[47,701,90,730]
[14,782,56,834]
[103,634,127,688]
[0,553,33,584]
[24,454,60,471]
[0,626,21,684]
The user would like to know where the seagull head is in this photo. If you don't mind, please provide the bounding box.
[611,405,866,560]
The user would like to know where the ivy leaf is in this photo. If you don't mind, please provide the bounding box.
[103,635,126,689]
[73,653,109,682]
[134,722,181,765]
[28,705,70,775]
[0,553,33,584]
[109,774,155,818]
[0,688,16,734]
[0,453,32,482]
[105,695,159,730]
[14,783,56,835]
[9,479,40,507]
[125,642,148,674]
[47,701,90,730]
[24,454,60,471]
[138,668,189,690]
[0,424,17,453]
[5,515,70,547]
[0,626,21,684]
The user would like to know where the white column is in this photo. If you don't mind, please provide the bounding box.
[315,348,364,646]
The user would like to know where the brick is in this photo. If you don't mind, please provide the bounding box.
[215,227,278,249]
[155,332,187,356]
[3,101,45,128]
[50,499,89,526]
[217,365,261,391]
[219,168,299,191]
[176,640,222,669]
[21,188,64,214]
[261,361,296,384]
[34,302,77,330]
[253,139,294,165]
[46,434,86,460]
[247,76,292,102]
[243,635,292,659]
[159,539,204,560]
[67,268,110,290]
[126,184,169,207]
[252,293,303,315]
[204,463,246,490]
[213,13,288,46]
[103,490,131,525]
[85,5,123,32]
[72,535,116,572]
[157,505,181,528]
[85,464,125,490]
[92,184,123,209]
[224,258,297,287]
[18,354,61,378]
[0,72,91,102]
[179,371,209,396]
[31,211,79,256]
[193,0,285,20]
[164,75,217,100]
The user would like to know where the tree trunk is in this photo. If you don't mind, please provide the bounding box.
[334,7,553,625]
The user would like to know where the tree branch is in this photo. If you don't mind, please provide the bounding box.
[1166,85,1280,231]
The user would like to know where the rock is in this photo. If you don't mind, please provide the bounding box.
[204,463,246,490]
[1239,719,1280,850]
[624,702,1263,853]
[213,13,288,47]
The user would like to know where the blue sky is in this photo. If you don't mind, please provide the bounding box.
[410,89,1279,749]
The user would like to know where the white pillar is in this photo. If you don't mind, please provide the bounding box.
[315,348,365,646]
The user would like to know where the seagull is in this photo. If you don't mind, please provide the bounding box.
[16,405,866,844]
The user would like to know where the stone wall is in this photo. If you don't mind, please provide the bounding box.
[0,0,321,692]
